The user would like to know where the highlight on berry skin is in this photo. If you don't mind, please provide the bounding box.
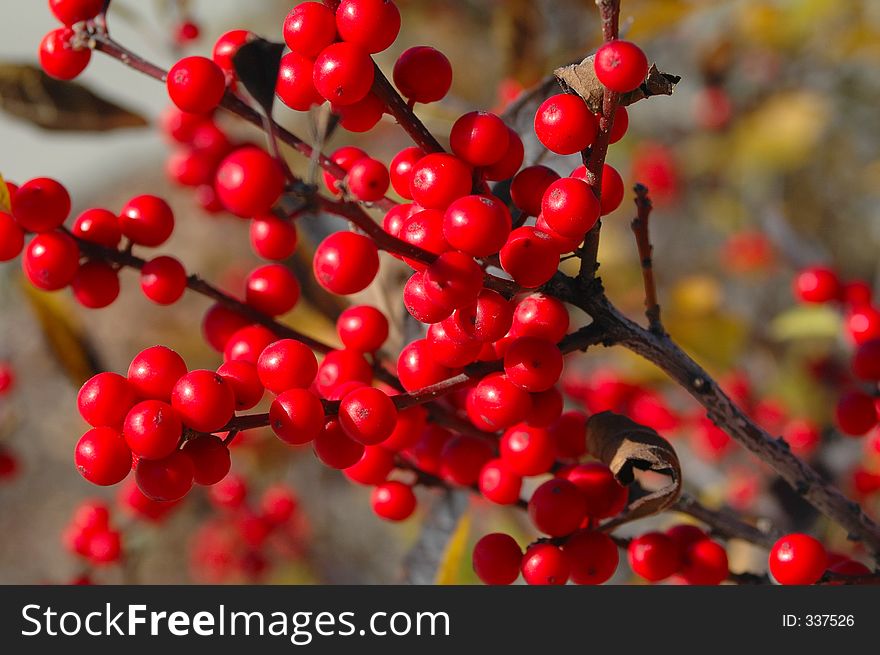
[0,0,878,590]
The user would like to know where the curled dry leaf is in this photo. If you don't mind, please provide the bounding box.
[0,63,147,132]
[232,38,285,116]
[555,58,680,113]
[586,410,682,528]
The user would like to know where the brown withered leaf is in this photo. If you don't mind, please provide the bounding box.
[587,411,682,528]
[555,57,680,114]
[0,63,147,132]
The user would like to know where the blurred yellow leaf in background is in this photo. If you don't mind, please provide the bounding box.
[434,511,471,585]
[0,172,10,212]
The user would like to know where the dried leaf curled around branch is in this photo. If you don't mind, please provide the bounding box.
[555,57,680,113]
[0,63,147,132]
[231,38,285,116]
[587,411,682,528]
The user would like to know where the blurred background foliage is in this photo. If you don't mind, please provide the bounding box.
[2,0,880,584]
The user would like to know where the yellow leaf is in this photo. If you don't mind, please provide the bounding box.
[0,172,10,212]
[19,278,104,386]
[769,305,842,341]
[434,511,471,585]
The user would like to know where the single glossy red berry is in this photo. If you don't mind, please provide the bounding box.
[521,543,570,585]
[181,435,230,485]
[594,40,649,93]
[276,52,323,111]
[399,208,450,269]
[71,208,122,248]
[336,0,400,53]
[49,0,104,24]
[422,251,483,309]
[339,386,398,445]
[468,375,533,431]
[397,339,454,391]
[78,372,138,429]
[344,444,395,484]
[542,177,601,239]
[473,533,522,585]
[528,478,587,536]
[39,28,91,80]
[223,324,277,365]
[455,289,513,342]
[562,462,628,518]
[440,435,494,486]
[22,230,80,290]
[119,195,175,247]
[216,360,264,410]
[127,346,187,401]
[337,305,389,352]
[793,266,840,304]
[257,339,318,394]
[599,164,624,215]
[390,147,425,199]
[534,94,597,155]
[499,226,559,288]
[449,111,509,166]
[846,306,880,345]
[215,147,284,218]
[504,336,564,392]
[71,261,120,309]
[212,29,252,78]
[511,293,570,343]
[628,532,681,582]
[202,304,250,353]
[410,154,472,210]
[426,321,482,367]
[834,390,877,436]
[269,388,325,445]
[498,423,553,476]
[313,42,374,105]
[0,212,24,261]
[313,418,365,469]
[12,177,70,232]
[284,2,337,57]
[141,256,187,305]
[478,458,522,505]
[245,264,300,316]
[484,128,525,182]
[769,533,827,585]
[347,157,390,201]
[680,538,728,585]
[564,530,619,585]
[250,214,298,261]
[315,349,373,396]
[75,427,132,486]
[371,480,416,521]
[313,231,380,295]
[511,166,561,217]
[380,406,426,452]
[123,400,183,460]
[333,93,385,132]
[393,46,452,104]
[442,194,511,257]
[167,56,226,115]
[171,370,235,432]
[135,451,194,501]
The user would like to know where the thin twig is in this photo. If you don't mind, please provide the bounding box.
[630,183,663,334]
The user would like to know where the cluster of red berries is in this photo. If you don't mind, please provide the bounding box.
[38,0,104,80]
[62,500,123,567]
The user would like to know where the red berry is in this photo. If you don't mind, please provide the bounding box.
[399,208,450,268]
[397,339,454,392]
[202,304,250,353]
[499,226,559,288]
[680,539,728,585]
[511,166,561,217]
[478,458,522,505]
[123,400,183,460]
[473,533,522,585]
[181,435,231,485]
[269,388,325,445]
[207,473,248,510]
[371,481,416,521]
[245,264,300,316]
[128,346,187,401]
[0,363,14,396]
[336,0,400,53]
[313,231,379,295]
[834,390,877,436]
[484,128,525,182]
[853,339,880,381]
[313,42,374,105]
[469,374,533,431]
[167,56,226,114]
[78,372,138,429]
[345,444,395,484]
[75,427,132,486]
[628,532,681,582]
[347,157,390,201]
[119,195,175,247]
[315,349,373,396]
[135,451,194,501]
[314,418,365,469]
[410,154,472,210]
[846,306,880,345]
[594,40,648,93]
[521,543,569,585]
[71,208,122,248]
[534,216,582,253]
[599,164,624,215]
[72,261,120,309]
[257,339,318,393]
[381,405,426,452]
[223,324,276,364]
[440,435,494,486]
[276,52,323,111]
[427,321,482,367]
[423,251,483,309]
[141,256,187,305]
[534,94,597,155]
[564,530,619,585]
[284,2,337,58]
[542,177,600,239]
[608,105,629,143]
[528,478,586,536]
[455,289,513,342]
[49,0,104,24]
[215,147,284,218]
[339,387,397,445]
[171,370,236,432]
[504,336,564,392]
[500,423,555,476]
[769,533,827,585]
[450,111,510,166]
[562,462,628,518]
[216,360,264,410]
[212,29,252,77]
[390,147,425,199]
[87,529,122,564]
[443,194,511,257]
[250,214,298,261]
[261,485,298,524]
[393,46,452,104]
[0,212,24,261]
[323,146,367,195]
[337,305,389,352]
[12,177,70,232]
[793,266,840,303]
[39,28,91,80]
[333,93,385,132]
[22,230,80,290]
[530,387,565,428]
[511,293,570,342]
